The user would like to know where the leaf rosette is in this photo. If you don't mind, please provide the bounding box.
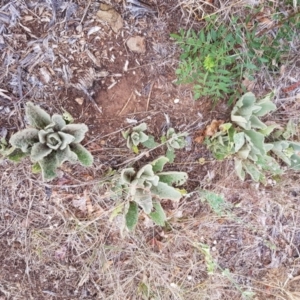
[119,156,188,230]
[9,102,93,181]
[122,123,149,151]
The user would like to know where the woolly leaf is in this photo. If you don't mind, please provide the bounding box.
[151,156,169,173]
[242,160,262,182]
[38,129,52,143]
[70,143,93,166]
[259,124,279,136]
[270,141,291,165]
[236,144,251,160]
[244,130,266,156]
[7,148,29,162]
[122,129,129,139]
[141,135,159,149]
[166,149,175,163]
[32,162,41,174]
[233,132,245,152]
[151,182,182,201]
[39,152,58,181]
[138,132,149,144]
[290,154,300,170]
[51,114,66,131]
[149,202,166,226]
[290,141,300,151]
[136,164,155,180]
[256,155,282,175]
[120,168,136,184]
[157,171,188,186]
[30,142,52,162]
[234,158,245,181]
[45,132,61,150]
[133,189,153,214]
[125,202,139,231]
[56,146,78,165]
[254,94,276,117]
[9,128,39,152]
[133,122,147,132]
[61,124,88,143]
[250,115,267,129]
[231,115,248,129]
[25,102,51,129]
[57,132,75,150]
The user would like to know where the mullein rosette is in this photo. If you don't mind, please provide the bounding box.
[9,102,93,181]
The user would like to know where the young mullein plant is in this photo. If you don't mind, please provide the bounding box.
[161,128,187,162]
[206,92,300,183]
[8,102,93,181]
[122,123,149,154]
[118,156,188,230]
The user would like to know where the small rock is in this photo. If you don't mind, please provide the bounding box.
[75,97,84,105]
[126,36,146,54]
[174,98,180,103]
[96,4,123,33]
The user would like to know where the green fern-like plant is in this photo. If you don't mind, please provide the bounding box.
[171,21,246,103]
[8,102,93,181]
[116,156,188,230]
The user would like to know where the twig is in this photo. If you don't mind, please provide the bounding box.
[118,92,133,116]
[80,0,92,24]
[282,80,300,93]
[146,82,154,111]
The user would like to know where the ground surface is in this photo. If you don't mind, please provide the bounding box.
[1,0,300,299]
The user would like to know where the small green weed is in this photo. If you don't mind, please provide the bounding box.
[171,11,299,103]
[171,20,245,103]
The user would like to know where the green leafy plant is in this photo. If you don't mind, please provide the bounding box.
[242,10,300,71]
[161,127,187,162]
[7,102,93,181]
[113,156,188,230]
[122,123,151,153]
[171,11,299,103]
[205,92,300,182]
[171,20,247,103]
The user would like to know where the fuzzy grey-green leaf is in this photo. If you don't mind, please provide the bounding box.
[70,143,93,166]
[151,156,169,172]
[39,152,58,181]
[57,132,75,150]
[120,168,136,184]
[56,146,78,165]
[61,124,88,143]
[133,189,153,214]
[149,202,166,226]
[157,171,188,186]
[25,102,51,129]
[30,142,52,162]
[9,128,39,152]
[151,181,182,201]
[125,202,139,231]
[51,114,66,131]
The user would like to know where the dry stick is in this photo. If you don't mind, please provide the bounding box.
[146,82,154,112]
[80,0,92,24]
[256,11,300,37]
[118,92,133,116]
